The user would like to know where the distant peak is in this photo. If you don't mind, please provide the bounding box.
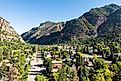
[39,21,64,27]
[105,3,120,8]
[44,21,53,23]
[109,3,119,6]
[39,21,54,26]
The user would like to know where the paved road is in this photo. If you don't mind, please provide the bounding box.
[27,53,111,81]
[28,53,45,81]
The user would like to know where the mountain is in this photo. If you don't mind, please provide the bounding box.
[98,8,121,38]
[21,4,121,44]
[0,17,24,42]
[21,21,64,43]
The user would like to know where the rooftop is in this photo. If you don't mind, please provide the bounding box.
[52,60,62,64]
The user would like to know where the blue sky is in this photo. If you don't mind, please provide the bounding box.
[0,0,121,34]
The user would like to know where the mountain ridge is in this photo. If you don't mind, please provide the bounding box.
[21,3,121,44]
[22,21,65,43]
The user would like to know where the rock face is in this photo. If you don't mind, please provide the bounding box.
[0,17,24,42]
[22,4,121,44]
[21,21,64,43]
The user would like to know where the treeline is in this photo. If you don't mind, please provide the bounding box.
[0,41,38,81]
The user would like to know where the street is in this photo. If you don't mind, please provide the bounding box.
[28,53,45,81]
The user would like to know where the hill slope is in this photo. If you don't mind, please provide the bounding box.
[22,21,64,43]
[21,4,121,44]
[0,17,24,42]
[98,8,121,38]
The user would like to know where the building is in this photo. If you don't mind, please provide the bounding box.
[51,60,62,72]
[88,46,93,54]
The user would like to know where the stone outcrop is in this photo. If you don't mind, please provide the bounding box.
[0,17,24,42]
[21,21,64,43]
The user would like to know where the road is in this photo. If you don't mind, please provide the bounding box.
[28,53,45,81]
[27,53,111,81]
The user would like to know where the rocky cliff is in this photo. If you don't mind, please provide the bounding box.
[21,21,64,43]
[0,17,24,42]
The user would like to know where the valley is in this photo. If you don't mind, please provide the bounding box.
[0,3,121,81]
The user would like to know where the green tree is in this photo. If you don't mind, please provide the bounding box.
[53,73,59,81]
[93,58,105,70]
[102,47,110,59]
[92,73,105,81]
[95,43,103,55]
[35,75,47,81]
[110,61,121,81]
[62,51,68,59]
[91,60,113,81]
[74,52,83,70]
[78,65,89,81]
[109,42,120,60]
[58,66,69,81]
[64,64,71,77]
[0,47,3,61]
[91,68,112,81]
[64,59,72,67]
[43,58,52,75]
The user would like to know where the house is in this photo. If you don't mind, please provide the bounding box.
[88,46,93,54]
[43,51,52,58]
[114,53,121,57]
[46,52,52,58]
[2,59,11,66]
[36,53,41,58]
[51,60,62,72]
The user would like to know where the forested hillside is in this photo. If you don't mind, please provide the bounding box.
[21,4,121,44]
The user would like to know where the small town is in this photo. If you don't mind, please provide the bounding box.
[27,44,120,81]
[0,0,121,81]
